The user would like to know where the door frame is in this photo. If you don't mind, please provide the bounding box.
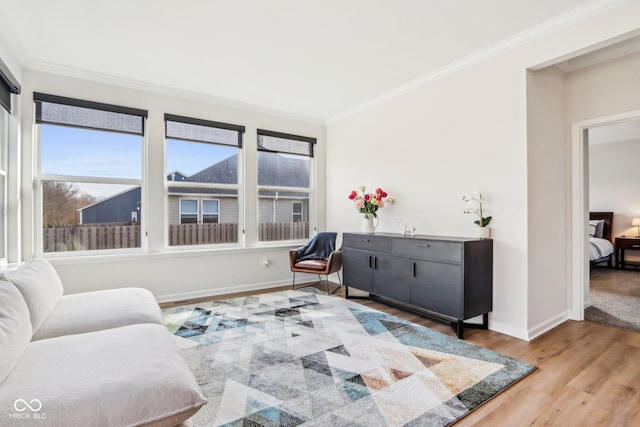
[570,109,640,320]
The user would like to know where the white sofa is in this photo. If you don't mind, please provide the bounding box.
[0,255,206,426]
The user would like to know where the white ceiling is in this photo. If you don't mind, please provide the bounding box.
[0,0,611,121]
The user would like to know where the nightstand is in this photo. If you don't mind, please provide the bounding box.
[615,237,640,269]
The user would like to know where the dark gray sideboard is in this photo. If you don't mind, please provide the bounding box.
[342,232,493,339]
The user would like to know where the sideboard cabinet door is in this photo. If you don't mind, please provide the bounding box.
[343,248,373,292]
[372,254,411,304]
[410,260,462,318]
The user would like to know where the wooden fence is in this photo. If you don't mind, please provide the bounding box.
[258,222,308,242]
[169,223,238,246]
[43,222,309,251]
[43,224,141,252]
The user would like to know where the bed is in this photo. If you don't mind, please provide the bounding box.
[589,211,614,268]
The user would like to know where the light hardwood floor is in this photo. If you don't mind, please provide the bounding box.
[162,283,640,426]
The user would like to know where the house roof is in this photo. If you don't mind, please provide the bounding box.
[188,153,309,188]
[79,153,309,210]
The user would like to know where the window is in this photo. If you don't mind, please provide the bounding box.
[257,129,315,242]
[165,114,244,246]
[179,198,219,224]
[35,93,147,253]
[202,199,220,223]
[179,199,198,224]
[292,201,304,223]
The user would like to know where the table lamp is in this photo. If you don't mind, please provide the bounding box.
[632,217,640,237]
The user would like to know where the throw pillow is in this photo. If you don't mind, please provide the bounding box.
[0,255,64,333]
[589,220,605,238]
[0,279,33,384]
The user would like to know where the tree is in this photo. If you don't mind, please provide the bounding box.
[42,182,97,227]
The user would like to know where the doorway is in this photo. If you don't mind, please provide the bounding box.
[585,119,640,331]
[570,110,640,326]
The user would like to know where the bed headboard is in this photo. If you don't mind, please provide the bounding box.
[590,211,614,242]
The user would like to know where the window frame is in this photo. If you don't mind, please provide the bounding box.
[165,114,244,249]
[33,93,147,256]
[256,129,316,245]
[0,108,7,266]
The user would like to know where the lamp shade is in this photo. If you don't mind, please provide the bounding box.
[632,218,640,227]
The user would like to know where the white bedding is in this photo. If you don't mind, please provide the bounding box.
[589,237,614,261]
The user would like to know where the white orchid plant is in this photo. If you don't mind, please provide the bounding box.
[463,191,492,228]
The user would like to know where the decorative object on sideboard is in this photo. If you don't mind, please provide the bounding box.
[348,186,394,234]
[632,217,640,237]
[398,220,416,236]
[463,190,492,239]
[362,215,378,233]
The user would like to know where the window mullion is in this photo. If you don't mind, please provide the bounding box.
[39,174,142,186]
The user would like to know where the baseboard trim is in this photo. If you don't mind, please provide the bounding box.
[488,321,530,341]
[156,279,294,304]
[156,271,338,304]
[527,311,570,340]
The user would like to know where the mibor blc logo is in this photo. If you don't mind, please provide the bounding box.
[9,399,46,420]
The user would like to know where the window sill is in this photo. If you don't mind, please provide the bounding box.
[42,243,305,265]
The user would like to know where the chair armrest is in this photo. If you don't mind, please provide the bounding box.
[326,250,343,274]
[289,249,299,268]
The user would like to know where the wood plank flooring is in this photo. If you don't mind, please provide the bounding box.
[161,283,640,426]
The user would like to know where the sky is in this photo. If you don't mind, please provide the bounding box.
[41,125,236,199]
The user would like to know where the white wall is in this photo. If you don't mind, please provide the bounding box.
[569,51,640,244]
[565,50,640,298]
[589,138,640,238]
[526,66,569,335]
[17,69,326,301]
[0,32,21,87]
[327,54,530,338]
[566,51,640,124]
[326,0,640,339]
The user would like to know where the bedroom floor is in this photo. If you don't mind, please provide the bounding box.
[586,267,640,333]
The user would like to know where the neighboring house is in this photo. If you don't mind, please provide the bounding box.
[77,155,309,225]
[78,187,141,224]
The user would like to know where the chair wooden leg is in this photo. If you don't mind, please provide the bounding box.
[292,272,296,290]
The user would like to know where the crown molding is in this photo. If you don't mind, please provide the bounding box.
[326,0,629,125]
[22,59,326,126]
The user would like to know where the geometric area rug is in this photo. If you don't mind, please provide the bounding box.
[163,288,536,426]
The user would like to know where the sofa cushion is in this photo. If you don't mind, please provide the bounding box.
[0,255,63,333]
[0,323,206,426]
[0,280,32,384]
[32,287,164,341]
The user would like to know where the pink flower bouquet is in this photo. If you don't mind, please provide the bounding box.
[348,186,394,219]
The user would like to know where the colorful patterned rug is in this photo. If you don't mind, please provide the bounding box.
[163,288,535,426]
